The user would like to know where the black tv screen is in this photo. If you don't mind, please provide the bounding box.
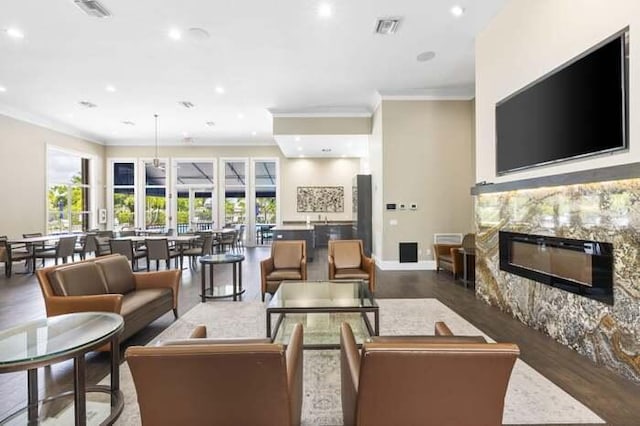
[496,34,627,175]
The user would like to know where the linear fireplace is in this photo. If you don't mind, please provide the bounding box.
[499,231,613,305]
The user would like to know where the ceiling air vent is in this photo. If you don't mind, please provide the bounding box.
[179,101,195,109]
[73,0,111,18]
[375,18,401,35]
[121,120,136,126]
[205,121,216,127]
[79,100,97,108]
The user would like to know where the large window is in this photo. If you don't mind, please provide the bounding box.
[112,162,136,231]
[47,148,91,233]
[223,160,247,226]
[254,160,277,225]
[175,160,216,233]
[143,161,168,230]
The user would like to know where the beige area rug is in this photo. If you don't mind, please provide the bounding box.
[109,299,604,425]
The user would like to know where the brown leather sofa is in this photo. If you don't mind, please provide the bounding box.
[433,233,475,278]
[340,321,519,426]
[260,240,307,301]
[328,240,375,292]
[36,254,180,342]
[126,323,304,426]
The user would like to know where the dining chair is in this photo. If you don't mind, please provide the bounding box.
[182,234,214,268]
[74,233,98,260]
[35,236,77,266]
[145,238,182,270]
[109,239,146,271]
[0,237,32,277]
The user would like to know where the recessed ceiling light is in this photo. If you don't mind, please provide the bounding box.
[417,51,436,62]
[5,28,24,39]
[0,86,6,93]
[215,86,225,94]
[105,85,116,92]
[237,113,244,119]
[450,5,465,17]
[205,121,216,127]
[66,113,75,119]
[341,154,347,158]
[168,28,181,40]
[297,147,302,151]
[295,136,301,142]
[251,131,257,136]
[299,154,305,158]
[182,131,189,137]
[318,3,332,18]
[187,27,210,40]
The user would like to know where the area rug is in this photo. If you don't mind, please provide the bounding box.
[110,299,604,425]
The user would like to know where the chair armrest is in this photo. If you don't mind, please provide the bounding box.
[450,247,464,275]
[362,256,375,292]
[435,321,454,336]
[44,294,123,317]
[328,255,336,279]
[433,244,462,257]
[340,323,360,426]
[159,338,272,346]
[133,270,181,309]
[189,325,207,339]
[286,323,304,426]
[260,257,275,295]
[300,257,307,280]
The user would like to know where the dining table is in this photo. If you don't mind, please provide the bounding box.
[7,234,85,273]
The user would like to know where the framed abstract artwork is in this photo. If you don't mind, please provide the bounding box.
[297,186,344,212]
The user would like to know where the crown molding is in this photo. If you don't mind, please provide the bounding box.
[0,103,105,145]
[268,108,372,118]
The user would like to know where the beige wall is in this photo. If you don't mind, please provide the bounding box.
[273,116,372,135]
[381,100,474,262]
[0,114,105,238]
[281,158,360,222]
[476,0,640,183]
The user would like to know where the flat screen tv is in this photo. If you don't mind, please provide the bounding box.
[496,32,628,175]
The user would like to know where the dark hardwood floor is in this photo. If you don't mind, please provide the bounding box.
[1,247,640,424]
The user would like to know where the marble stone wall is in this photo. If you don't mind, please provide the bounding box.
[475,178,640,382]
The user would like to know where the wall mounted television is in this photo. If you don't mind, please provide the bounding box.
[496,31,628,175]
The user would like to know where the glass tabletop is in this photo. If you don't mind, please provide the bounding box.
[273,312,371,346]
[0,312,123,368]
[268,280,377,310]
[199,254,245,264]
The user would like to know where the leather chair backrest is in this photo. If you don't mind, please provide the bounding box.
[272,241,304,270]
[48,262,109,296]
[95,255,136,294]
[330,240,363,269]
[355,342,519,426]
[462,233,475,250]
[126,344,294,426]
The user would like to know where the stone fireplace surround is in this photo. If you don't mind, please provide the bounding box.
[472,164,640,383]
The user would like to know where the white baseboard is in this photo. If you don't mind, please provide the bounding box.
[373,255,436,271]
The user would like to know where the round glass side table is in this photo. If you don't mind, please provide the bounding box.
[199,254,246,302]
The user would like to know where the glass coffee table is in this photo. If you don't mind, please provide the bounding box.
[266,280,379,349]
[0,312,124,425]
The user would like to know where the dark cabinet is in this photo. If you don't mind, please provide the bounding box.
[353,174,372,256]
[315,224,353,247]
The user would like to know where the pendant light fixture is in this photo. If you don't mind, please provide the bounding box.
[152,113,161,168]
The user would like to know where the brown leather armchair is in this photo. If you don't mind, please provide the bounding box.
[340,321,519,426]
[328,240,375,293]
[434,233,475,278]
[126,323,304,426]
[260,240,307,301]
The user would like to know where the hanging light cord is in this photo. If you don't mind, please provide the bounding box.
[154,114,159,161]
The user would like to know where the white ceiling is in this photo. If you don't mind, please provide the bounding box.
[0,0,506,149]
[276,134,369,158]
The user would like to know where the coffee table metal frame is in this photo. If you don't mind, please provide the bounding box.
[0,312,124,426]
[266,280,379,350]
[199,254,245,302]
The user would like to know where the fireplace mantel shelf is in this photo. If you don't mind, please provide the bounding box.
[470,162,640,195]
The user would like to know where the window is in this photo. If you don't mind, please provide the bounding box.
[143,161,167,230]
[223,160,247,226]
[47,148,91,233]
[254,160,277,225]
[174,160,216,233]
[112,162,136,231]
